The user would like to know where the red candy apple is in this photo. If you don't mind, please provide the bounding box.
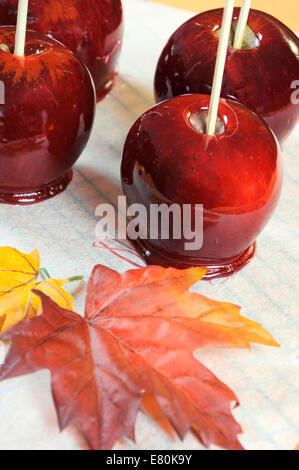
[0,26,95,205]
[121,94,282,279]
[154,8,299,142]
[0,0,123,100]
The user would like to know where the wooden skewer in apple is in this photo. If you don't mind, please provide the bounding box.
[233,0,252,49]
[14,0,29,56]
[206,0,235,136]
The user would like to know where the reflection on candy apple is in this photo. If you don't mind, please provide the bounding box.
[0,27,95,205]
[154,8,299,142]
[0,0,123,100]
[121,94,283,279]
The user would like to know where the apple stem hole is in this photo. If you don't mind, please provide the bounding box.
[190,111,224,135]
[231,22,259,49]
[0,43,11,53]
[215,23,259,50]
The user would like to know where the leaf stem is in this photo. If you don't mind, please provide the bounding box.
[40,268,83,283]
[40,267,51,280]
[67,275,84,283]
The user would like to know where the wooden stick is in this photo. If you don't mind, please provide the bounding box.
[14,0,29,56]
[233,0,251,49]
[206,0,235,136]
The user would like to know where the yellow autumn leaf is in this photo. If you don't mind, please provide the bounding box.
[0,247,77,335]
[0,287,34,333]
[31,279,75,316]
[0,247,40,299]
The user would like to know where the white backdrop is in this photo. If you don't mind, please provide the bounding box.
[0,0,298,450]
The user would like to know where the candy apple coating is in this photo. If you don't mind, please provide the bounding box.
[0,27,95,205]
[154,8,299,142]
[121,94,282,278]
[0,0,123,100]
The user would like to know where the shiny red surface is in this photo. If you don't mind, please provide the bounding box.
[0,27,95,204]
[121,95,283,278]
[154,8,299,142]
[0,0,123,99]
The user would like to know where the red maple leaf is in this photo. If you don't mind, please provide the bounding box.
[0,265,278,450]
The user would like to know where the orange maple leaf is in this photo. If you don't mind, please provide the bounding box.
[0,265,278,450]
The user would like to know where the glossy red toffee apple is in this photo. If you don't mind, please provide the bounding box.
[0,27,95,205]
[121,94,283,279]
[154,8,299,142]
[0,0,124,100]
